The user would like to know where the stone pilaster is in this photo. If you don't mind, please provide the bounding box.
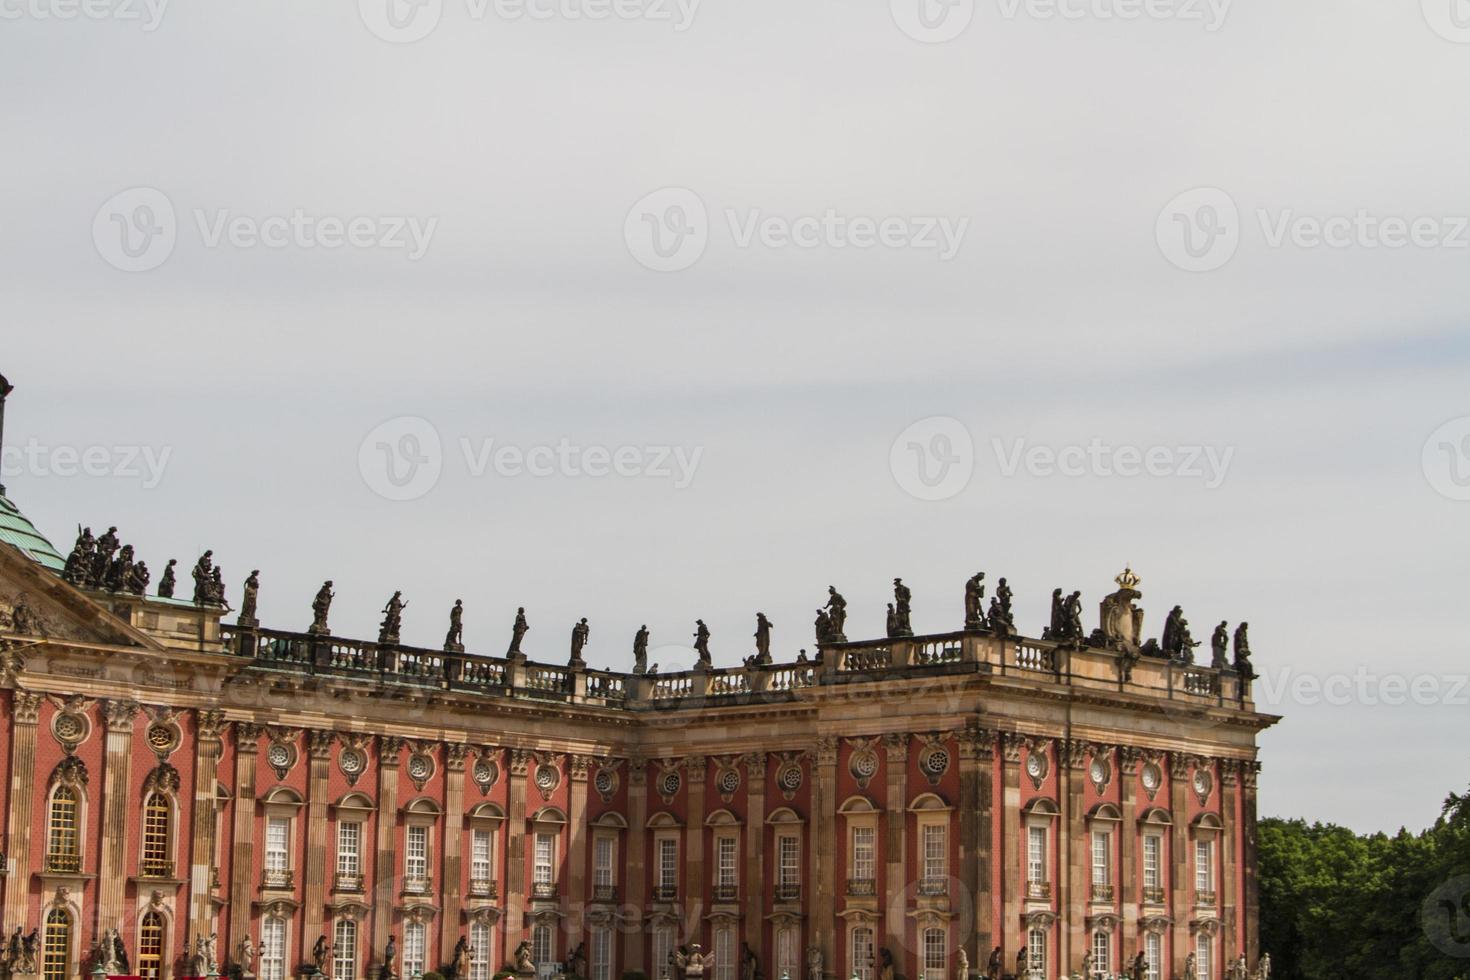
[3,691,44,932]
[189,710,227,942]
[97,699,140,932]
[1241,762,1261,965]
[504,749,532,955]
[685,755,707,932]
[373,736,405,963]
[626,757,648,972]
[812,738,838,974]
[742,753,767,959]
[302,731,336,963]
[441,744,471,960]
[1118,747,1142,959]
[958,726,995,962]
[881,733,908,957]
[999,734,1025,962]
[228,724,265,957]
[567,755,592,941]
[1218,760,1239,964]
[1062,740,1089,974]
[1169,754,1192,977]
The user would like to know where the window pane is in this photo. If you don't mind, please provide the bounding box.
[338,822,361,875]
[923,824,947,881]
[266,818,290,870]
[470,923,492,980]
[852,826,875,881]
[591,928,613,980]
[138,912,164,980]
[404,922,427,978]
[261,917,287,980]
[851,928,874,980]
[333,919,358,980]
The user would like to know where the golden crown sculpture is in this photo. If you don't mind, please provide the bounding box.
[1114,566,1141,591]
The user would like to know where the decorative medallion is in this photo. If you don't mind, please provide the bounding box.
[146,722,180,758]
[474,758,499,796]
[143,762,181,795]
[776,759,804,801]
[848,738,880,791]
[407,752,435,791]
[658,769,682,803]
[339,748,367,786]
[51,711,89,752]
[1089,757,1111,795]
[535,760,561,800]
[715,763,741,802]
[1025,744,1050,789]
[1192,768,1213,805]
[266,741,296,780]
[1140,762,1162,800]
[593,765,619,803]
[49,755,88,789]
[918,736,951,786]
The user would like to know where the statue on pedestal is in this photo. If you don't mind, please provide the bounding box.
[379,936,397,980]
[92,527,120,588]
[62,526,94,585]
[1211,621,1230,669]
[634,625,650,674]
[879,948,896,980]
[190,550,215,605]
[985,946,1001,980]
[885,603,898,639]
[508,607,529,656]
[754,613,773,664]
[1097,567,1145,653]
[805,945,823,980]
[239,571,261,626]
[955,947,967,980]
[235,937,257,977]
[1182,952,1197,980]
[964,573,987,630]
[693,619,712,667]
[570,618,590,666]
[313,935,331,974]
[815,609,833,644]
[127,560,151,597]
[447,937,470,980]
[1234,622,1255,677]
[378,592,407,645]
[444,600,465,653]
[892,578,913,636]
[158,558,178,598]
[514,941,536,975]
[1257,953,1272,979]
[825,587,848,641]
[1129,951,1147,980]
[1161,605,1184,657]
[566,942,587,978]
[309,580,335,635]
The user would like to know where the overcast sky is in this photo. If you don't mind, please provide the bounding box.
[3,0,1469,835]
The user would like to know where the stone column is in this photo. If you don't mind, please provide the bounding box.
[881,733,908,958]
[98,699,141,932]
[999,734,1025,962]
[1118,747,1141,960]
[302,731,336,963]
[626,758,648,973]
[742,753,767,959]
[189,710,227,943]
[3,692,44,933]
[957,726,995,963]
[441,745,471,960]
[685,756,707,933]
[504,750,532,956]
[1061,740,1089,974]
[567,755,592,941]
[1215,760,1236,964]
[373,737,406,964]
[1241,762,1261,965]
[1169,754,1192,978]
[812,738,838,972]
[228,724,265,954]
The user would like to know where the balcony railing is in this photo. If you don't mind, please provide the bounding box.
[532,881,557,899]
[403,875,432,895]
[1143,886,1165,905]
[469,878,498,899]
[594,884,619,903]
[712,883,738,903]
[917,878,947,897]
[1197,890,1217,907]
[335,872,364,893]
[1025,880,1051,900]
[139,858,174,879]
[846,878,876,897]
[652,885,678,902]
[1090,883,1115,902]
[45,852,81,874]
[262,868,294,889]
[775,882,801,902]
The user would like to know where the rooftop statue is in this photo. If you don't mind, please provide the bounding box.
[91,526,120,588]
[1175,617,1200,664]
[127,560,150,597]
[892,578,913,636]
[1062,590,1085,644]
[1045,587,1063,639]
[885,602,898,639]
[633,625,649,674]
[105,543,134,593]
[240,571,261,626]
[444,599,464,653]
[157,558,177,598]
[1211,620,1230,669]
[210,566,228,609]
[693,619,712,667]
[309,580,335,635]
[508,607,529,656]
[62,526,94,585]
[1233,621,1255,677]
[1097,566,1145,653]
[964,572,987,630]
[814,608,833,644]
[570,617,590,666]
[379,591,407,645]
[825,586,847,641]
[754,613,773,664]
[987,578,1016,635]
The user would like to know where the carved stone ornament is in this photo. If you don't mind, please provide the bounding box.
[407,749,437,792]
[742,752,766,781]
[1000,732,1026,764]
[847,738,880,791]
[713,758,740,802]
[51,710,90,753]
[446,744,472,771]
[1191,765,1214,805]
[49,755,88,789]
[593,760,620,803]
[1024,740,1050,789]
[307,730,337,759]
[656,760,683,804]
[143,762,182,795]
[1088,752,1112,795]
[533,756,561,801]
[339,746,368,787]
[473,751,500,796]
[917,733,951,786]
[265,731,300,781]
[508,749,532,777]
[775,753,804,801]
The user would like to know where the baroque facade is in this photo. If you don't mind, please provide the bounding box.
[0,495,1275,980]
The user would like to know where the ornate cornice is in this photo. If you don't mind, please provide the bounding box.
[380,736,407,766]
[1118,745,1143,775]
[685,755,707,785]
[13,690,43,725]
[999,732,1026,763]
[307,730,337,759]
[882,732,909,762]
[742,752,767,780]
[234,723,265,752]
[102,698,140,731]
[508,749,532,776]
[197,709,227,742]
[568,754,593,782]
[446,744,472,771]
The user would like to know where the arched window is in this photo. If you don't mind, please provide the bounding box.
[403,921,427,979]
[1089,930,1110,979]
[42,909,71,980]
[332,919,357,980]
[138,911,165,980]
[469,922,492,980]
[261,917,288,980]
[1026,927,1047,980]
[47,787,81,872]
[921,927,946,980]
[142,792,172,877]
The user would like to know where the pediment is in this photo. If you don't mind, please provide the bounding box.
[0,542,163,651]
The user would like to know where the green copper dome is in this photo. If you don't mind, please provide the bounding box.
[0,495,66,573]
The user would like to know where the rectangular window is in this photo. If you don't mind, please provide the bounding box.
[403,922,426,979]
[1145,934,1162,980]
[1027,826,1047,882]
[1027,928,1046,980]
[922,928,946,979]
[337,822,361,875]
[652,926,674,980]
[138,913,163,980]
[852,826,875,882]
[922,823,947,883]
[775,928,798,980]
[265,817,290,871]
[1091,831,1110,886]
[533,925,555,980]
[1143,835,1162,890]
[261,917,287,980]
[1195,840,1214,892]
[778,835,800,888]
[1196,934,1212,980]
[658,837,679,891]
[470,923,492,980]
[717,837,738,889]
[590,927,612,980]
[472,828,494,883]
[714,927,736,980]
[595,836,615,888]
[851,927,874,980]
[1090,931,1110,978]
[406,825,429,881]
[535,833,556,885]
[332,919,358,980]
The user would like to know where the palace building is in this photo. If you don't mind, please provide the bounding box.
[0,397,1276,980]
